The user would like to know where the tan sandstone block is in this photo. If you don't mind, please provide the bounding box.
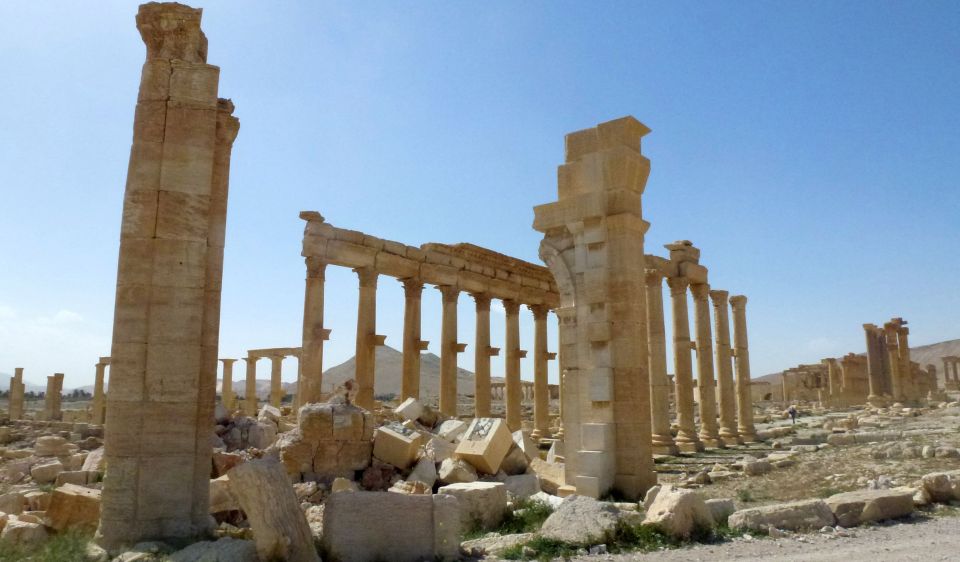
[133,100,167,143]
[159,142,215,195]
[136,455,195,520]
[137,60,171,102]
[139,402,198,455]
[155,192,212,242]
[144,344,201,403]
[168,61,220,108]
[112,287,151,344]
[105,344,146,401]
[373,424,423,470]
[46,484,101,531]
[120,190,160,238]
[125,141,163,192]
[151,241,208,289]
[454,418,512,475]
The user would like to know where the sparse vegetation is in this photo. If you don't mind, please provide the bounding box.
[0,530,93,562]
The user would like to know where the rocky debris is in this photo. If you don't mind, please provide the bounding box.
[454,418,512,475]
[389,480,432,494]
[408,456,438,488]
[168,537,259,562]
[642,484,714,539]
[210,475,239,513]
[30,458,64,484]
[921,470,960,502]
[705,498,736,525]
[44,483,101,531]
[513,430,539,460]
[271,402,374,482]
[227,458,319,562]
[34,435,75,457]
[499,446,529,476]
[504,474,540,499]
[331,477,359,493]
[212,451,244,477]
[394,397,425,422]
[438,481,508,531]
[461,532,535,557]
[373,423,424,470]
[322,491,460,562]
[824,488,915,527]
[528,458,564,494]
[742,459,772,476]
[436,419,469,442]
[0,515,48,546]
[423,436,456,463]
[0,492,25,515]
[539,495,620,544]
[438,457,478,485]
[729,499,835,532]
[82,446,105,472]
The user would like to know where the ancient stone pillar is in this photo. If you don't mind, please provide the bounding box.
[92,359,110,425]
[864,324,886,405]
[401,279,424,401]
[691,283,723,448]
[98,3,239,548]
[44,373,64,421]
[9,368,25,420]
[534,117,656,499]
[244,357,258,416]
[219,358,236,410]
[354,268,379,410]
[667,277,702,452]
[554,309,567,440]
[710,289,740,444]
[504,300,523,432]
[472,293,496,417]
[299,257,329,406]
[438,285,460,417]
[269,355,284,407]
[729,295,757,442]
[645,269,677,454]
[883,323,903,402]
[530,304,552,439]
[823,358,840,407]
[896,324,914,402]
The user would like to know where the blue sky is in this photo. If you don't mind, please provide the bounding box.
[1,1,957,388]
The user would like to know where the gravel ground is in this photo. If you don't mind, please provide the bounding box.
[567,514,960,561]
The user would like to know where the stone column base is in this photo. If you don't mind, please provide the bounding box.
[700,437,726,449]
[676,440,705,453]
[652,443,680,456]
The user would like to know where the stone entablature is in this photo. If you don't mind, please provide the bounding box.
[301,212,560,308]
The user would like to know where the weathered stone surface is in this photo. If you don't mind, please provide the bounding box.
[209,475,238,513]
[168,537,258,562]
[504,474,540,499]
[642,485,714,539]
[705,498,736,525]
[921,470,960,502]
[82,447,105,472]
[227,459,319,562]
[212,451,243,477]
[34,435,69,457]
[729,499,835,531]
[394,398,424,422]
[461,533,534,557]
[438,457,478,485]
[388,480,432,495]
[529,458,564,494]
[247,421,278,450]
[45,483,101,531]
[373,423,423,470]
[0,492,25,515]
[30,458,64,484]
[500,446,529,476]
[824,488,914,527]
[322,491,460,562]
[539,495,620,544]
[0,516,47,546]
[435,419,468,442]
[437,481,508,531]
[331,477,359,493]
[455,418,512,475]
[423,436,457,463]
[408,457,437,488]
[513,430,539,460]
[742,459,772,476]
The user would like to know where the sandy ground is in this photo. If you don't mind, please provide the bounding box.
[570,513,960,561]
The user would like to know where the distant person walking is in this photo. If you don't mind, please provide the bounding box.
[787,405,798,424]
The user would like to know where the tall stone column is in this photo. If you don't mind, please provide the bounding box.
[883,323,903,402]
[896,325,914,402]
[93,359,110,425]
[823,358,841,406]
[269,355,284,407]
[667,277,702,452]
[243,357,258,416]
[354,268,379,410]
[472,294,496,417]
[729,295,758,442]
[530,304,552,439]
[219,359,236,410]
[710,289,739,444]
[401,279,425,401]
[300,258,329,406]
[691,284,723,448]
[504,300,523,431]
[439,285,461,417]
[645,269,677,454]
[554,310,566,440]
[98,3,240,549]
[44,373,64,421]
[9,368,25,420]
[864,324,886,405]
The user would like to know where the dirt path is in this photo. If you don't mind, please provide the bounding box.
[570,514,960,561]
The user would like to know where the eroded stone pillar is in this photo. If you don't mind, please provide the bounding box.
[300,258,329,406]
[98,3,239,548]
[504,300,523,431]
[530,304,552,439]
[473,293,496,417]
[269,355,284,407]
[9,368,25,420]
[438,285,461,417]
[864,324,886,405]
[710,289,739,444]
[896,324,914,402]
[93,359,110,425]
[244,357,258,416]
[729,295,757,442]
[354,268,379,410]
[645,269,677,454]
[691,283,723,448]
[401,279,424,401]
[667,277,702,452]
[883,323,903,402]
[219,359,236,411]
[44,373,64,421]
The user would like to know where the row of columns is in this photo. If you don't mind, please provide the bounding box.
[489,381,545,402]
[646,271,757,453]
[298,259,558,435]
[941,356,960,389]
[233,353,297,416]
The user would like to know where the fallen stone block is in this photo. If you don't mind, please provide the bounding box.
[500,446,529,475]
[705,498,736,525]
[210,475,239,513]
[408,457,437,488]
[322,491,459,562]
[504,474,540,499]
[247,420,278,450]
[168,537,259,562]
[921,470,960,502]
[461,532,534,557]
[373,423,424,470]
[435,419,468,443]
[257,404,281,425]
[438,457,478,485]
[513,430,539,460]
[45,483,101,531]
[394,397,424,422]
[529,458,565,494]
[388,480,432,494]
[0,492,25,515]
[539,495,620,544]
[824,488,915,527]
[437,481,508,531]
[455,418,512,475]
[30,458,64,484]
[642,485,714,539]
[25,491,50,511]
[743,459,771,476]
[34,435,69,457]
[331,477,359,493]
[728,499,835,531]
[55,470,96,487]
[0,516,47,546]
[227,458,319,562]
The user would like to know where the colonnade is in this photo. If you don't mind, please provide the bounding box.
[942,356,960,390]
[239,348,301,415]
[864,318,924,405]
